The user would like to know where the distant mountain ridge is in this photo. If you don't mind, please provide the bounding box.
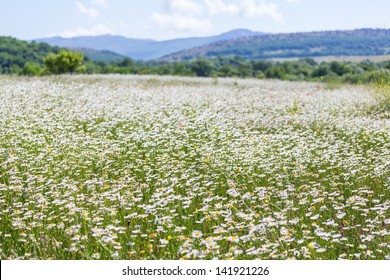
[35,28,390,62]
[68,48,126,63]
[35,29,264,61]
[160,28,390,61]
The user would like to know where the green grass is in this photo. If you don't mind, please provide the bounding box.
[374,79,390,112]
[365,79,390,118]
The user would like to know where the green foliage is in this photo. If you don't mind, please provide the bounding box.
[252,60,273,72]
[22,62,43,76]
[79,49,125,63]
[0,36,61,74]
[265,66,286,80]
[190,59,213,77]
[2,35,390,85]
[237,62,253,77]
[9,64,22,75]
[75,65,87,74]
[373,78,390,113]
[312,64,331,78]
[117,58,134,67]
[165,29,390,61]
[324,79,343,91]
[217,65,236,77]
[59,55,390,86]
[44,51,84,74]
[286,98,303,115]
[330,61,353,76]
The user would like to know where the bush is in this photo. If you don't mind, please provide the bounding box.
[22,62,43,76]
[265,66,286,80]
[374,78,390,112]
[9,64,22,75]
[366,71,390,84]
[342,73,363,84]
[312,64,331,78]
[190,59,213,77]
[44,51,84,74]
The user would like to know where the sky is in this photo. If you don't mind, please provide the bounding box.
[1,0,390,41]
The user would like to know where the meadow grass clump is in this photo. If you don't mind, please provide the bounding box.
[0,75,389,260]
[373,79,390,114]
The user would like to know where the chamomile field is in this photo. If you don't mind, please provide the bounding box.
[0,75,389,260]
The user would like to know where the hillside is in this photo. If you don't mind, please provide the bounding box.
[0,36,63,73]
[35,35,152,60]
[0,36,125,74]
[35,29,263,61]
[160,29,390,61]
[69,48,125,63]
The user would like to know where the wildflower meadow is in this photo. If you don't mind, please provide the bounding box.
[0,75,389,260]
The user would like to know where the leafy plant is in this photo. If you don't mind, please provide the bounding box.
[44,51,85,74]
[374,78,390,113]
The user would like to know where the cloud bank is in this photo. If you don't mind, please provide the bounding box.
[152,0,285,33]
[75,1,100,19]
[57,0,294,38]
[58,23,112,37]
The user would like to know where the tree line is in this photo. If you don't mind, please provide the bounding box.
[1,36,390,84]
[84,56,390,84]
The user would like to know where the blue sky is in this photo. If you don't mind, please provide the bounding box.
[1,0,390,40]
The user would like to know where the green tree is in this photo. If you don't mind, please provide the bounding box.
[312,64,331,78]
[190,59,213,77]
[383,61,390,70]
[330,61,352,76]
[237,62,253,78]
[252,60,272,72]
[265,66,286,80]
[44,51,84,74]
[172,63,186,76]
[218,65,236,77]
[9,64,22,75]
[300,58,317,66]
[117,58,134,67]
[22,62,43,76]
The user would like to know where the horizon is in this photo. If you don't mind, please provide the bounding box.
[29,26,390,41]
[1,0,390,41]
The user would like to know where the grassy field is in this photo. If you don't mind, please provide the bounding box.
[0,75,389,260]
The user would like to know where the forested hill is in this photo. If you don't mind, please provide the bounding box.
[0,36,124,74]
[68,48,125,63]
[160,29,390,61]
[0,36,63,73]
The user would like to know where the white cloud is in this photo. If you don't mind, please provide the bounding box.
[203,0,283,22]
[75,1,100,19]
[241,0,283,21]
[91,0,109,8]
[285,0,300,3]
[58,24,112,37]
[118,20,129,29]
[163,0,202,14]
[152,0,284,34]
[152,0,210,33]
[152,13,212,33]
[203,0,240,15]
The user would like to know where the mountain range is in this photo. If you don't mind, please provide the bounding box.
[35,29,263,61]
[35,28,390,63]
[161,29,390,62]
